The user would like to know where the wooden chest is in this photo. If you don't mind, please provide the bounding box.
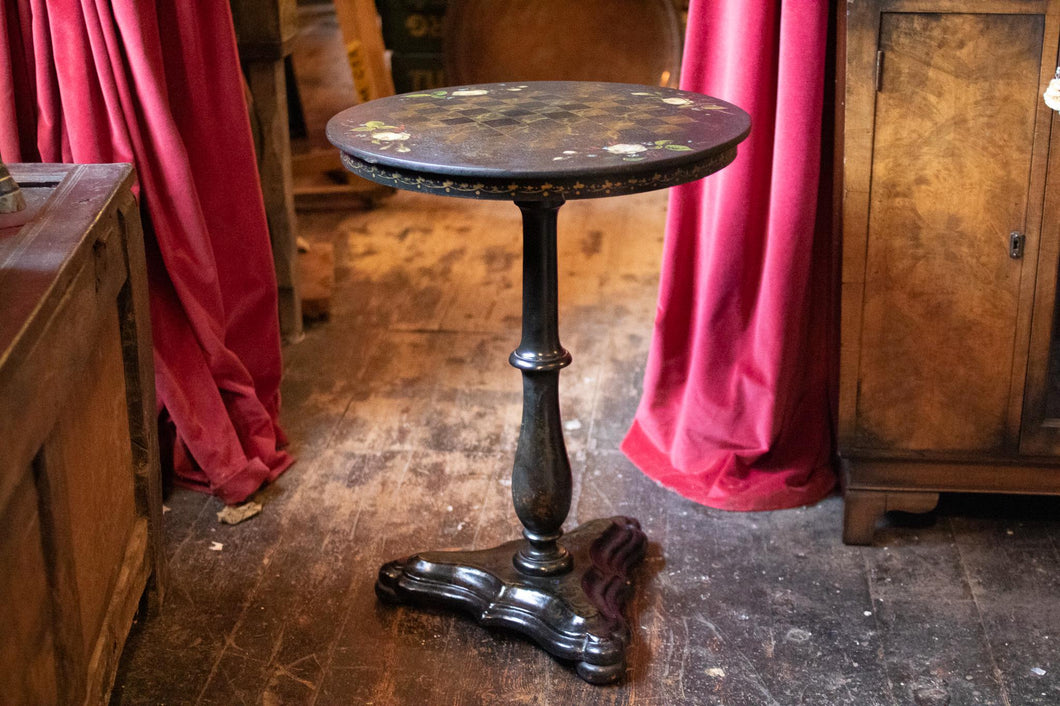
[838,0,1060,543]
[0,164,166,704]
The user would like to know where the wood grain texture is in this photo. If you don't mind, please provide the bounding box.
[838,0,1060,545]
[84,521,152,706]
[232,0,304,341]
[115,191,168,608]
[858,11,1042,452]
[0,475,60,705]
[34,443,90,705]
[53,312,137,654]
[1002,1,1060,455]
[0,165,164,705]
[836,0,882,446]
[109,186,1060,705]
[245,59,304,341]
[1021,1,1060,453]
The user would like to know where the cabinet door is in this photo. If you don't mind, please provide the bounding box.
[852,10,1046,453]
[1021,79,1060,455]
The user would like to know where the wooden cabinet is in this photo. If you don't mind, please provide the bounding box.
[0,164,166,703]
[838,0,1060,543]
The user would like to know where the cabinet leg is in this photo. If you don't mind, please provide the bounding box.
[843,490,887,545]
[843,489,940,545]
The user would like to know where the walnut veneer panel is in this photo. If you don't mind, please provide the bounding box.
[856,12,1043,452]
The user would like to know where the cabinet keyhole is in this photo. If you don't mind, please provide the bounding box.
[1010,232,1026,259]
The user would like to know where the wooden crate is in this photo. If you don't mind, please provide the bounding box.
[0,163,166,704]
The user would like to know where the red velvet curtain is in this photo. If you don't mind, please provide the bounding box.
[621,0,837,510]
[0,1,293,504]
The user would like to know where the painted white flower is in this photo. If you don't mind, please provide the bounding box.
[372,131,410,141]
[451,89,488,96]
[604,144,648,155]
[663,97,693,106]
[562,150,578,155]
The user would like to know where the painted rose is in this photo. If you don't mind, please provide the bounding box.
[372,131,410,141]
[604,144,648,155]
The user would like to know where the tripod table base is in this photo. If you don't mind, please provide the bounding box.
[375,516,647,684]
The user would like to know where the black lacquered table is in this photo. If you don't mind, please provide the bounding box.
[327,81,749,684]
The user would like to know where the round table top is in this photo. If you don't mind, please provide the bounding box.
[327,81,750,201]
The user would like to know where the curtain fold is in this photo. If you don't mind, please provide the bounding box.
[1,0,293,504]
[621,0,836,510]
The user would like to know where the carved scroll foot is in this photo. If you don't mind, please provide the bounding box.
[376,516,647,684]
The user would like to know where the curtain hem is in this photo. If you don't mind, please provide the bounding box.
[622,419,836,512]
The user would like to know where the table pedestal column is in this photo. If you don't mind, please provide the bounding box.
[375,198,647,685]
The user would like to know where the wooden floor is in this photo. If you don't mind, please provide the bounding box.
[111,7,1060,705]
[111,186,1060,706]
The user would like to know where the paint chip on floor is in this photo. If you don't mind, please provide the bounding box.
[217,501,263,525]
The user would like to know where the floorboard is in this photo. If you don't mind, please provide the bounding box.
[110,183,1060,706]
